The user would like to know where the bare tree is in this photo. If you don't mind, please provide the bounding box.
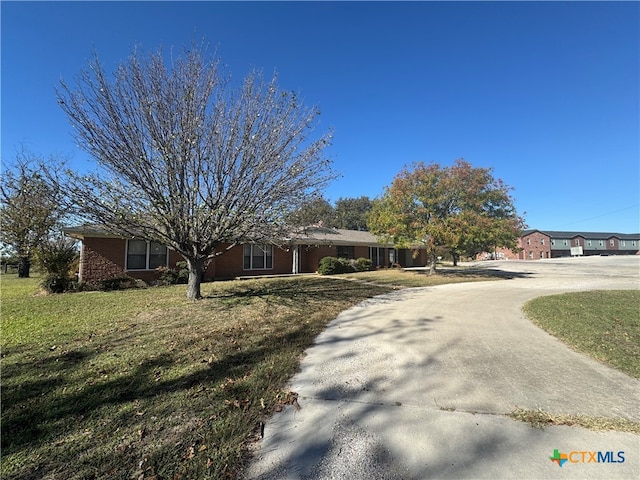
[0,150,67,278]
[56,45,335,299]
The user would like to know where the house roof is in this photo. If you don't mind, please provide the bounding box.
[289,227,391,247]
[541,230,639,240]
[522,229,639,240]
[63,224,392,247]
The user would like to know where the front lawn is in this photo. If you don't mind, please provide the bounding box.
[523,290,640,378]
[1,268,501,479]
[2,274,393,479]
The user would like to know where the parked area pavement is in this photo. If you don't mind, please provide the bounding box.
[245,256,640,480]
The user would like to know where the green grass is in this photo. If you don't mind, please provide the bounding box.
[1,274,395,479]
[523,290,640,378]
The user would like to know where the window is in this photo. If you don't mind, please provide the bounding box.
[526,238,531,245]
[621,240,626,247]
[541,238,545,245]
[243,244,273,270]
[633,241,637,247]
[528,251,533,259]
[587,240,592,246]
[126,240,167,270]
[575,239,580,246]
[149,242,168,269]
[598,240,604,247]
[337,246,355,260]
[389,249,397,264]
[610,239,615,246]
[563,240,569,246]
[551,239,555,246]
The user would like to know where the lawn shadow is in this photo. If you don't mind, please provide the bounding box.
[205,276,391,305]
[1,293,351,479]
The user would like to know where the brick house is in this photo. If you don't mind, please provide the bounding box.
[481,229,640,260]
[63,225,428,285]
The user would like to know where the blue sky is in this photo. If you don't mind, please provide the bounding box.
[2,1,639,233]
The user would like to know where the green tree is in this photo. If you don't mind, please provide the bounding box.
[0,151,66,278]
[56,44,335,299]
[368,159,524,273]
[334,196,372,230]
[288,197,336,227]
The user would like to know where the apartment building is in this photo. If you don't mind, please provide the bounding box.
[489,230,640,260]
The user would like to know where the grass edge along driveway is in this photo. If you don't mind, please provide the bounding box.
[523,290,640,379]
[517,290,640,433]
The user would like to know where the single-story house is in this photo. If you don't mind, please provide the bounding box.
[481,229,640,260]
[63,225,428,285]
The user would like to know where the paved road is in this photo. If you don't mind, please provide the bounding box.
[246,256,640,479]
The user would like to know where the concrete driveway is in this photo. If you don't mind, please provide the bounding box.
[246,256,640,479]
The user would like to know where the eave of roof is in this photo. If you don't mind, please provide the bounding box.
[539,230,640,240]
[63,224,394,247]
[62,225,124,240]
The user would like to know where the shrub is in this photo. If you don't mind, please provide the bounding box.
[352,257,373,272]
[35,237,79,293]
[157,261,189,285]
[317,256,354,275]
[41,275,70,294]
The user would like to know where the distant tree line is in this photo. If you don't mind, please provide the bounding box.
[288,196,373,231]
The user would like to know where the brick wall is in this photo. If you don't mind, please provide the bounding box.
[300,246,336,273]
[397,248,428,266]
[210,244,296,279]
[80,237,127,284]
[518,231,551,260]
[477,232,550,261]
[353,246,369,260]
[79,236,408,283]
[80,237,184,285]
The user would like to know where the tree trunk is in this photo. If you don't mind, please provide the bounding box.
[186,257,206,300]
[429,257,436,275]
[427,252,437,275]
[452,253,459,267]
[18,256,30,278]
